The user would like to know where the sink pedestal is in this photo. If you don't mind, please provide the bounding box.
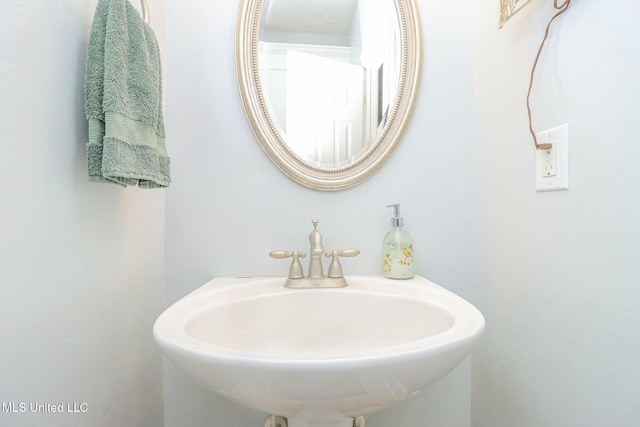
[287,417,353,427]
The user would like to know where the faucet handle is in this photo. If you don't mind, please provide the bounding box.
[270,250,294,259]
[325,248,360,258]
[324,248,360,278]
[269,250,308,259]
[269,250,306,279]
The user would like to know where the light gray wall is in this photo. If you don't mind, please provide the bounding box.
[163,0,473,426]
[5,1,635,426]
[472,1,640,426]
[0,1,167,426]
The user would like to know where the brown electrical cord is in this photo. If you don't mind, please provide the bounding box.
[526,0,571,150]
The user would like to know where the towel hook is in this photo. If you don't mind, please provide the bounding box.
[140,0,150,24]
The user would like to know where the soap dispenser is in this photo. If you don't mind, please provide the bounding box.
[383,203,415,279]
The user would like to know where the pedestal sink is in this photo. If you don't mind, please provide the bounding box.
[153,275,484,427]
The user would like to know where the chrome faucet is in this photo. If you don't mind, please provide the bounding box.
[270,219,360,288]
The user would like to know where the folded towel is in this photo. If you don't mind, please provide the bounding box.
[85,0,170,188]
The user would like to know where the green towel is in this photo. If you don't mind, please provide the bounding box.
[85,0,170,188]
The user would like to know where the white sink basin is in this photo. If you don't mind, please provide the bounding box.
[153,275,484,427]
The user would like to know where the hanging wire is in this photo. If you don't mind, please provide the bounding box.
[526,0,571,150]
[140,0,150,24]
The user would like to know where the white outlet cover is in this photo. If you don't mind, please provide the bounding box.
[536,124,569,192]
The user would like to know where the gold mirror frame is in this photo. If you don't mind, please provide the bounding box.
[235,0,422,191]
[498,0,533,29]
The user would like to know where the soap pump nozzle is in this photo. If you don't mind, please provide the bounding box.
[386,203,403,227]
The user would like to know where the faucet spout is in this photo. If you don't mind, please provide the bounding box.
[307,219,324,279]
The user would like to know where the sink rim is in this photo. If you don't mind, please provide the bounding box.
[153,275,485,365]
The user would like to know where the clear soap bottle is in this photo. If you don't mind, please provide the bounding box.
[383,204,415,279]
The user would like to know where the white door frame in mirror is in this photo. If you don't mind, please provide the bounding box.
[236,0,422,191]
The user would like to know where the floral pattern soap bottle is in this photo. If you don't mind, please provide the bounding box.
[383,203,415,279]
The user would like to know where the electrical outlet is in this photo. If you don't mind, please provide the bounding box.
[536,124,569,191]
[543,145,557,177]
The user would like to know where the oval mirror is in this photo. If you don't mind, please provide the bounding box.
[236,0,421,190]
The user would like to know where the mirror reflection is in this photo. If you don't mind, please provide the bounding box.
[258,0,402,168]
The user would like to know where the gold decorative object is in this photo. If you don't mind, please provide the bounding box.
[498,0,533,29]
